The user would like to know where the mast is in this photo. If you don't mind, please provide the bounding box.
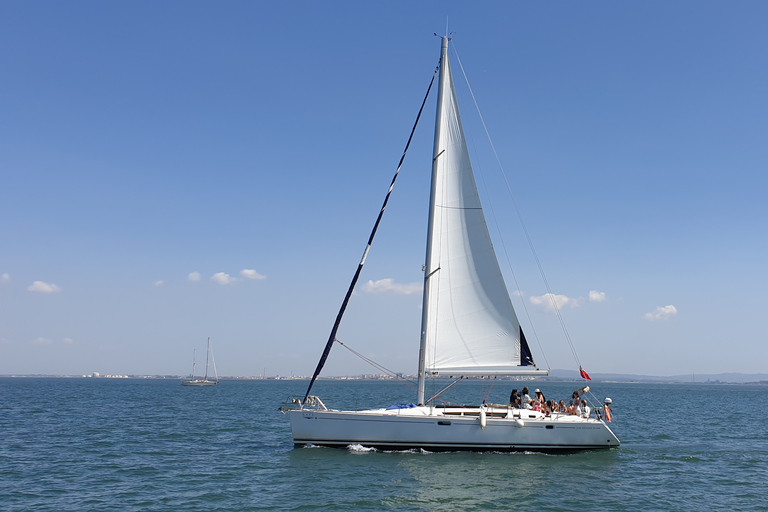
[417,36,449,405]
[190,349,196,379]
[210,338,219,383]
[204,337,210,380]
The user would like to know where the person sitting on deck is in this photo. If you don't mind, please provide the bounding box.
[534,389,546,406]
[521,386,533,409]
[558,400,566,413]
[509,389,520,408]
[581,399,591,418]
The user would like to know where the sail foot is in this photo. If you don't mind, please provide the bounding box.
[427,367,549,377]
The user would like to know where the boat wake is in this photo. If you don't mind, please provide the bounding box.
[347,445,436,455]
[347,444,378,453]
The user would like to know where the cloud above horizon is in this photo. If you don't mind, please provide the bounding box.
[209,269,266,285]
[211,272,235,285]
[645,305,678,321]
[188,271,201,282]
[28,281,61,293]
[530,293,580,312]
[240,269,266,280]
[361,278,422,295]
[589,290,607,302]
[2,273,9,282]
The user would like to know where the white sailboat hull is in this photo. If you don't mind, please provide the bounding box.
[181,379,218,387]
[286,406,619,452]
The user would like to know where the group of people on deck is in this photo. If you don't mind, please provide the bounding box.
[509,386,591,418]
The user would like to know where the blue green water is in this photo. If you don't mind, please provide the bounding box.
[1,378,766,511]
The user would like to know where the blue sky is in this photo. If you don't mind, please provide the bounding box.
[2,1,766,378]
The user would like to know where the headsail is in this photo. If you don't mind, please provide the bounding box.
[419,37,545,382]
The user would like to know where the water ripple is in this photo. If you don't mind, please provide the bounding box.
[1,379,767,511]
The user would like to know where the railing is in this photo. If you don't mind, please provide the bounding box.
[279,395,328,413]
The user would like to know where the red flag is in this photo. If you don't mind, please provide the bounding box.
[579,366,592,381]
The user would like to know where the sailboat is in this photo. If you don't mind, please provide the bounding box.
[182,337,219,386]
[282,37,619,451]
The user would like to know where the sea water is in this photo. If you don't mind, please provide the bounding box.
[1,378,766,511]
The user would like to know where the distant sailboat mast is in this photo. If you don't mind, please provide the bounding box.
[204,337,211,381]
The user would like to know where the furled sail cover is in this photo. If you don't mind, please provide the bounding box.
[423,47,534,376]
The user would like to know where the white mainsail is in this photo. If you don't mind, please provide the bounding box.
[419,37,542,380]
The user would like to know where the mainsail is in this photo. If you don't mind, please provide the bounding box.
[418,37,543,384]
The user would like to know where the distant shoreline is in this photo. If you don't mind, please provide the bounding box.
[2,371,767,385]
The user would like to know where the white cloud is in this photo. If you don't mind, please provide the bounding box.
[589,290,607,302]
[240,269,266,280]
[33,337,52,345]
[530,293,580,312]
[153,280,164,287]
[1,273,9,282]
[63,338,74,345]
[188,271,201,282]
[361,278,422,295]
[211,272,236,285]
[28,281,61,293]
[644,305,678,321]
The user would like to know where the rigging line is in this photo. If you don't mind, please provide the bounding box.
[210,340,219,381]
[584,389,601,409]
[482,376,497,403]
[336,339,462,406]
[335,339,410,383]
[452,43,582,369]
[302,63,440,404]
[425,377,465,406]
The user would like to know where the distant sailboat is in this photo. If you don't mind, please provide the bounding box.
[281,36,619,452]
[182,337,219,386]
